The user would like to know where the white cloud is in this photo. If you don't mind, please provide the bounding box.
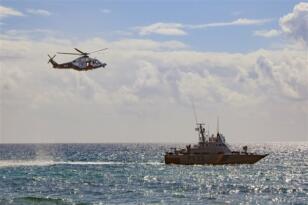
[0,5,23,18]
[253,29,281,38]
[133,61,160,89]
[26,9,51,16]
[1,35,307,106]
[254,2,308,46]
[138,22,186,36]
[279,2,308,44]
[101,9,111,14]
[138,18,271,36]
[188,18,271,29]
[253,53,308,100]
[177,72,253,106]
[2,29,59,40]
[233,18,271,25]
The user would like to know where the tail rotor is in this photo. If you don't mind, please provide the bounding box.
[48,54,56,64]
[48,54,58,68]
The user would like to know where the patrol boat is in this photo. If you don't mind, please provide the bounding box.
[165,122,268,165]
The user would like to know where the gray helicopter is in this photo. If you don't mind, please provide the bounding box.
[48,48,107,71]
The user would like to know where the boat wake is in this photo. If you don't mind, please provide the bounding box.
[0,160,163,167]
[0,160,56,167]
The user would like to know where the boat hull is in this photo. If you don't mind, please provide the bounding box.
[165,153,267,165]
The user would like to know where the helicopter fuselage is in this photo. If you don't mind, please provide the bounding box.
[51,56,106,71]
[48,48,108,71]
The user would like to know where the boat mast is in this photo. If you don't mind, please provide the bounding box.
[196,123,206,144]
[191,99,207,144]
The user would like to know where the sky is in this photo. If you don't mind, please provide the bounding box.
[0,0,307,143]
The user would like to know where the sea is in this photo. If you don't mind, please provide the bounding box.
[0,143,307,205]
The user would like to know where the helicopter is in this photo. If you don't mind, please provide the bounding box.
[48,48,107,71]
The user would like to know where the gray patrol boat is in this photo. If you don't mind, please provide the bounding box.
[165,122,268,165]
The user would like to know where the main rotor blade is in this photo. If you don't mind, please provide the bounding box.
[57,52,81,55]
[74,48,87,55]
[89,48,108,54]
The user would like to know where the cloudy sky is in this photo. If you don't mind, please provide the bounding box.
[0,0,307,143]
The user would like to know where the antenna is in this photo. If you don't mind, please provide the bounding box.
[217,116,220,134]
[190,99,198,124]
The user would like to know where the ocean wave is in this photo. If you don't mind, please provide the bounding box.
[0,196,89,205]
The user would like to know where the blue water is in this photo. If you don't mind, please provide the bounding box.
[0,143,307,204]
